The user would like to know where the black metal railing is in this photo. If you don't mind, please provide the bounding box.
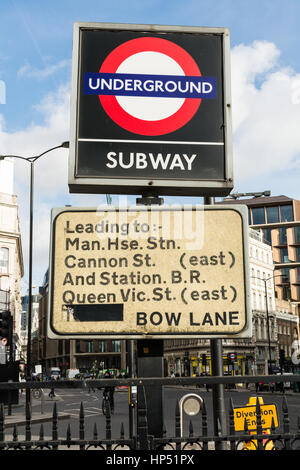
[0,375,300,450]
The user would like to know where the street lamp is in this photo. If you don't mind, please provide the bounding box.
[251,273,286,374]
[0,141,69,407]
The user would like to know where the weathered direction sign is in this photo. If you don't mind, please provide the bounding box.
[68,22,233,197]
[48,205,250,339]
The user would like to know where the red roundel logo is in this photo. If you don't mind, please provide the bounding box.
[99,37,201,136]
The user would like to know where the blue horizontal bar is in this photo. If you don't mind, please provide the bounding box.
[84,72,216,99]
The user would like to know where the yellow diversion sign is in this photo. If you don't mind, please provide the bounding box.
[234,397,278,431]
[234,397,279,451]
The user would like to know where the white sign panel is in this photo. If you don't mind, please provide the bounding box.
[48,205,251,339]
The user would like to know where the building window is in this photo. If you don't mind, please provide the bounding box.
[252,207,265,225]
[112,340,121,352]
[263,228,272,244]
[87,341,94,353]
[282,285,291,300]
[278,227,287,245]
[266,206,279,223]
[294,226,300,244]
[296,247,300,262]
[252,291,257,308]
[280,248,290,263]
[99,341,107,352]
[281,267,290,282]
[257,270,261,284]
[280,205,294,222]
[0,247,9,273]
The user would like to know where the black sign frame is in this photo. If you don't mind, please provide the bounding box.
[68,22,233,196]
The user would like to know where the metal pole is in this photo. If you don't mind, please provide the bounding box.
[0,145,69,409]
[135,195,164,439]
[251,274,283,374]
[264,279,272,374]
[210,338,227,445]
[7,314,13,416]
[204,196,227,449]
[9,313,13,365]
[26,161,34,409]
[129,340,136,378]
[128,339,136,438]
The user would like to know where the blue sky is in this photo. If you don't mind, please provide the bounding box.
[1,0,300,130]
[1,0,300,288]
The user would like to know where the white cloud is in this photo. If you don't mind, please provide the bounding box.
[231,40,300,184]
[0,83,70,194]
[0,83,71,288]
[17,59,71,79]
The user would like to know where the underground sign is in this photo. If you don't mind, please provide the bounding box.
[84,37,216,135]
[69,23,233,196]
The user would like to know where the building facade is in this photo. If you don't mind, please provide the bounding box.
[249,228,277,375]
[222,195,300,307]
[222,195,300,359]
[20,292,41,363]
[275,298,299,371]
[0,158,24,362]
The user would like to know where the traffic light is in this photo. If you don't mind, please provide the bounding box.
[0,310,11,339]
[201,353,207,366]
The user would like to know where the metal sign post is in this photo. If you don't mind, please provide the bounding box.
[137,339,164,439]
[204,196,227,450]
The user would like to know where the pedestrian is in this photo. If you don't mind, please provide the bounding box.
[103,370,115,413]
[49,385,55,398]
[20,374,26,396]
[88,373,95,393]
